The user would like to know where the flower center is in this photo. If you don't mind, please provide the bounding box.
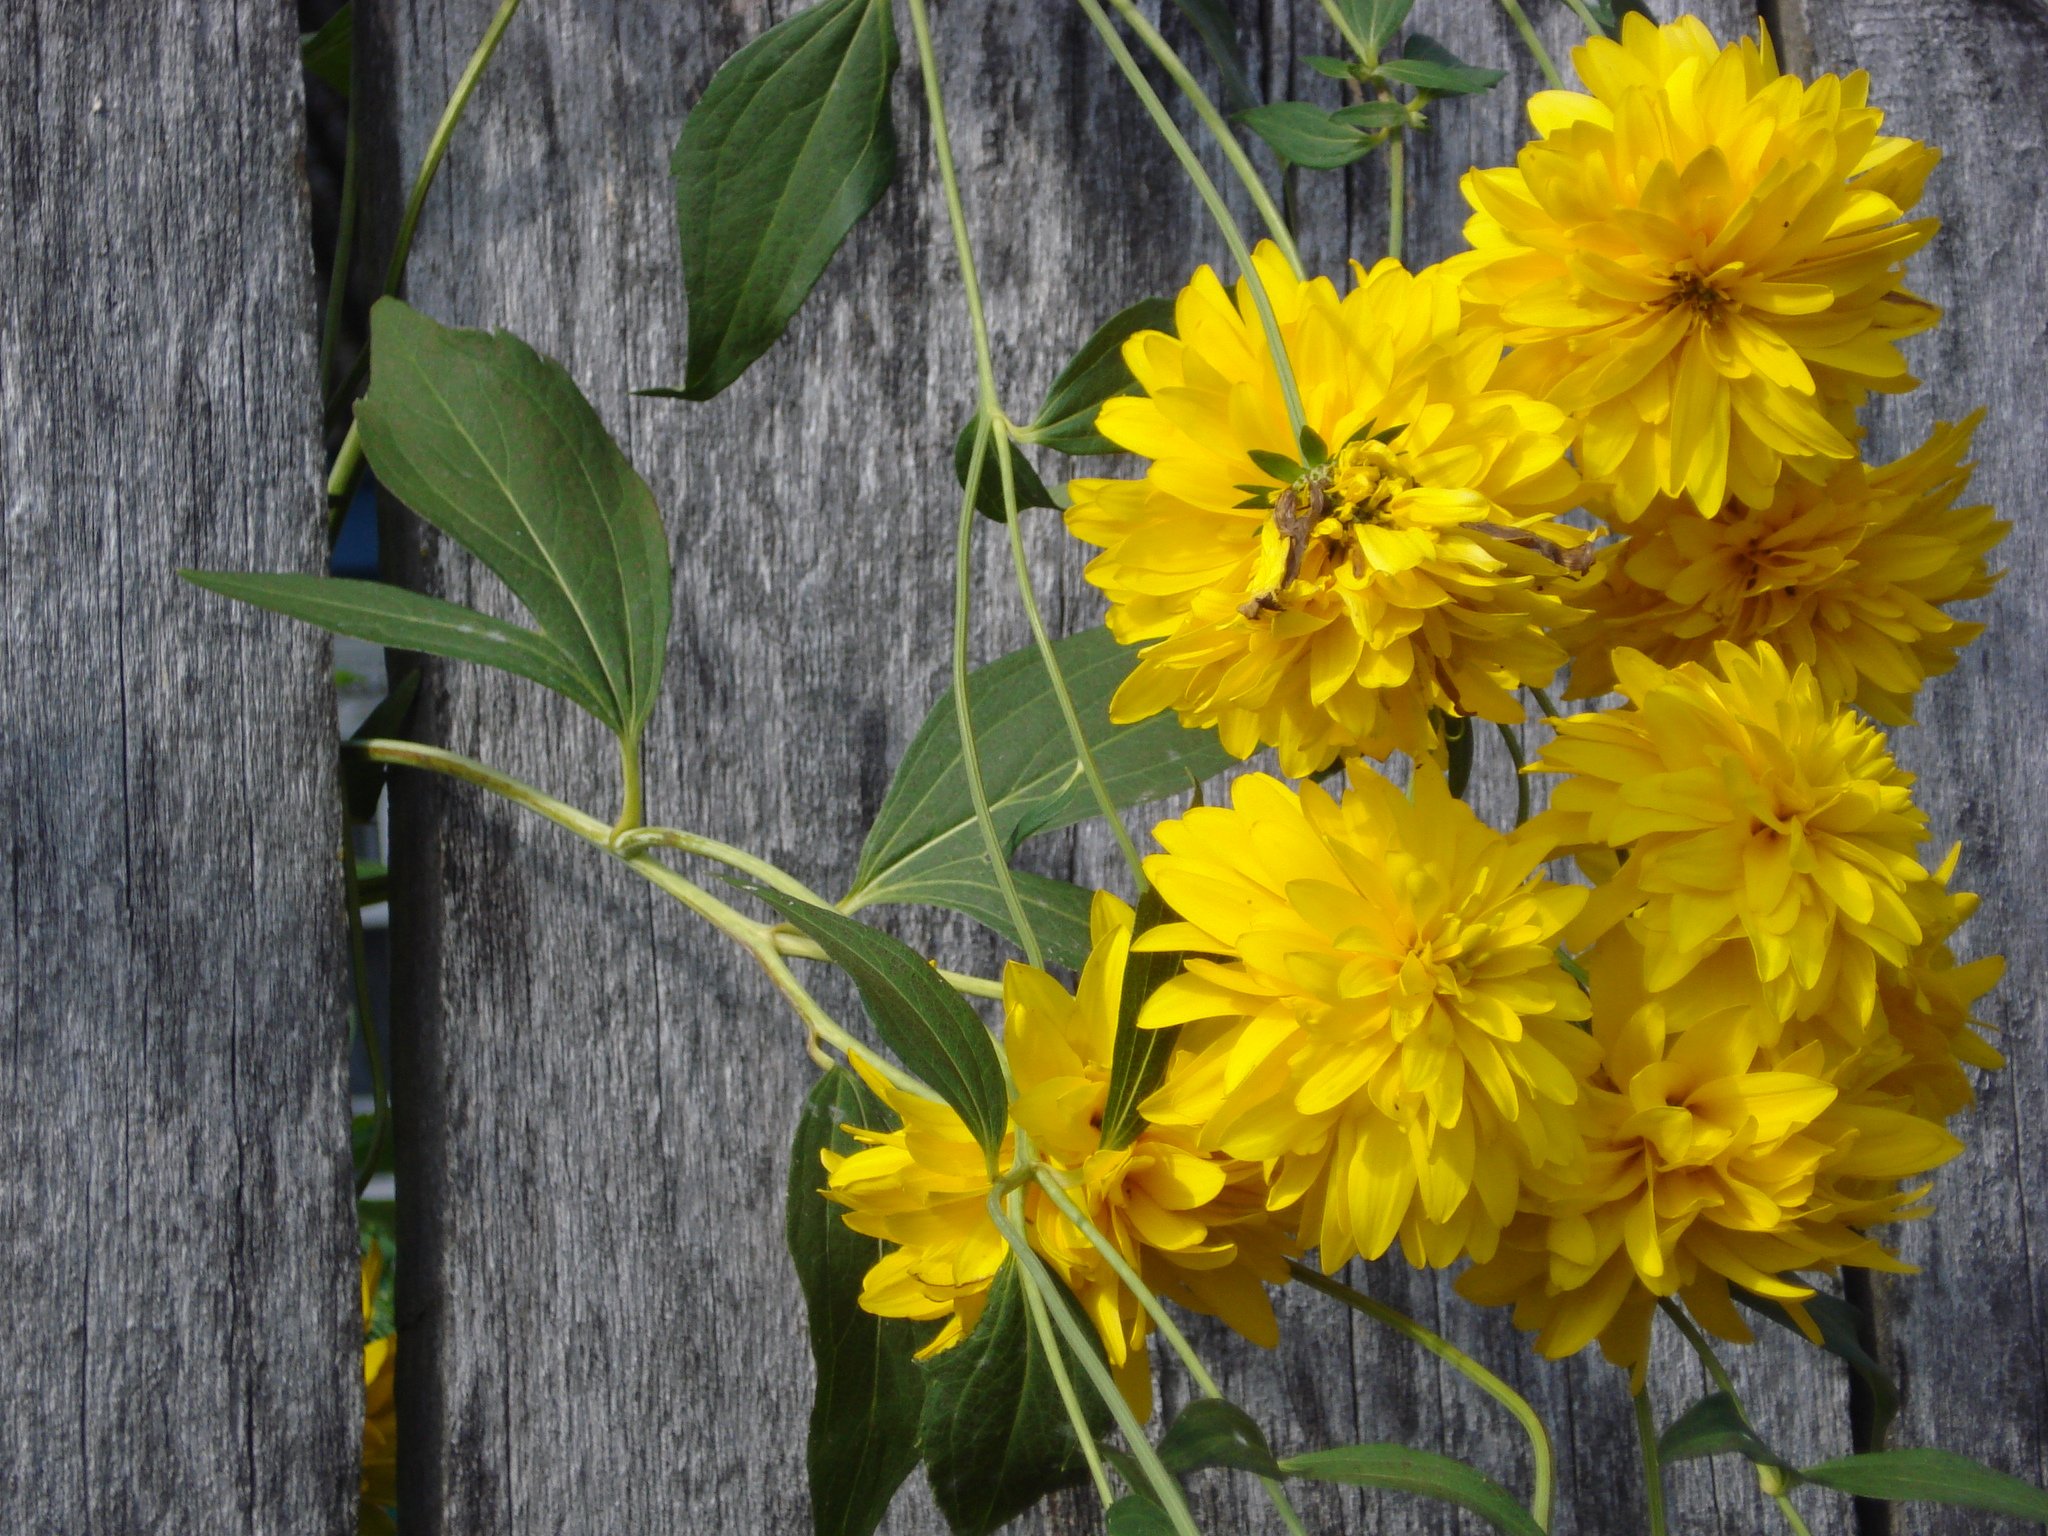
[1663,268,1730,324]
[1238,440,1415,618]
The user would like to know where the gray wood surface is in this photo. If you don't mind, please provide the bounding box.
[358,1,2046,1532]
[0,7,358,1535]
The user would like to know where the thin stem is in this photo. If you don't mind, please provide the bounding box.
[612,728,644,837]
[1558,0,1606,39]
[1531,685,1562,723]
[1497,722,1531,826]
[1100,0,1302,277]
[1497,0,1565,88]
[1634,1389,1669,1536]
[320,83,359,399]
[340,789,387,1200]
[1036,1172,1309,1536]
[611,825,831,907]
[349,738,930,1097]
[1385,125,1406,262]
[1016,1238,1119,1507]
[1659,1301,1816,1536]
[997,429,1143,885]
[1291,1261,1553,1529]
[988,1198,1204,1536]
[1076,0,1307,440]
[328,0,526,530]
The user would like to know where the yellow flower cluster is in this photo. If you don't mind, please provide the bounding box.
[360,1248,397,1532]
[821,894,1295,1414]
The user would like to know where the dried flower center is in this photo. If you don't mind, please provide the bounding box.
[1664,268,1730,323]
[1239,440,1416,618]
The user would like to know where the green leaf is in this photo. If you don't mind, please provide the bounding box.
[1801,1449,2048,1522]
[788,1068,926,1536]
[1158,1398,1283,1480]
[302,4,353,95]
[351,1113,396,1178]
[1105,1497,1177,1536]
[861,861,1097,972]
[1165,0,1259,116]
[1247,447,1303,481]
[1234,102,1375,170]
[1335,0,1416,52]
[1377,34,1504,96]
[343,671,421,824]
[739,886,1009,1157]
[669,0,899,399]
[847,627,1234,930]
[919,1261,1112,1536]
[953,414,1058,523]
[1444,714,1475,798]
[1282,1446,1545,1536]
[1334,100,1409,129]
[181,573,614,726]
[1100,885,1185,1151]
[1658,1393,1790,1471]
[1304,55,1359,80]
[1031,298,1178,457]
[1736,1288,1899,1448]
[354,299,673,738]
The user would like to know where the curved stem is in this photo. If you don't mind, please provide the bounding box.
[1291,1260,1553,1529]
[1634,1388,1669,1536]
[1014,1229,1118,1508]
[997,428,1143,886]
[1497,721,1531,826]
[1497,0,1566,89]
[1076,0,1307,441]
[320,82,359,403]
[612,727,644,837]
[1531,685,1563,723]
[1385,124,1406,263]
[1100,0,1302,277]
[1659,1301,1817,1536]
[1036,1172,1309,1536]
[611,825,830,906]
[1558,0,1605,39]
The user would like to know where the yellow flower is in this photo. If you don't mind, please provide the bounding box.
[1534,642,1930,1033]
[1567,416,2005,723]
[359,1247,397,1528]
[1135,768,1596,1272]
[1066,242,1585,777]
[1458,14,1941,519]
[1457,929,1964,1381]
[822,893,1295,1414]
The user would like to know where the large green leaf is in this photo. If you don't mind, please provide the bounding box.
[919,1260,1111,1536]
[1658,1392,1789,1471]
[1157,1398,1283,1480]
[1801,1449,2048,1522]
[788,1068,925,1536]
[181,573,611,724]
[669,0,898,399]
[1235,102,1377,170]
[1735,1287,1899,1449]
[1100,885,1185,1151]
[865,861,1096,972]
[1030,298,1177,457]
[847,628,1234,932]
[742,886,1009,1158]
[1281,1446,1544,1536]
[354,299,673,738]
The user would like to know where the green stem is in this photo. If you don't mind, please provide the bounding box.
[340,786,387,1201]
[328,0,527,532]
[611,825,830,906]
[1013,1213,1119,1508]
[1558,0,1606,39]
[348,738,930,1097]
[1531,685,1562,723]
[1634,1388,1669,1536]
[612,727,644,837]
[1036,1172,1309,1536]
[988,1198,1204,1535]
[1100,0,1302,277]
[1497,0,1565,88]
[1659,1301,1816,1536]
[1385,125,1406,263]
[1291,1261,1553,1530]
[1076,0,1307,441]
[1497,722,1531,826]
[997,428,1143,886]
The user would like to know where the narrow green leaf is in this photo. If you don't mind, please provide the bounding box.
[1378,34,1504,95]
[848,627,1234,917]
[343,669,421,824]
[788,1068,926,1536]
[1157,1398,1283,1480]
[181,572,613,725]
[1105,1497,1177,1535]
[1164,0,1259,116]
[1658,1393,1790,1471]
[1031,298,1178,457]
[1282,1445,1544,1536]
[953,413,1058,523]
[919,1261,1112,1536]
[1247,447,1304,480]
[858,862,1096,972]
[1801,1449,2048,1522]
[1303,55,1359,80]
[1333,100,1409,129]
[1736,1288,1899,1449]
[302,4,353,95]
[1100,886,1185,1151]
[739,886,1009,1157]
[1336,0,1416,52]
[670,0,899,399]
[354,299,673,736]
[1234,102,1375,170]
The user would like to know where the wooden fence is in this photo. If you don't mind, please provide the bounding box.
[6,1,2046,1533]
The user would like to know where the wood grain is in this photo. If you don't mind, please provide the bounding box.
[356,1,2042,1532]
[0,6,358,1534]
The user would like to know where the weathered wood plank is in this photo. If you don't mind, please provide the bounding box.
[1774,3,2048,1533]
[363,0,2039,1532]
[0,7,357,1535]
